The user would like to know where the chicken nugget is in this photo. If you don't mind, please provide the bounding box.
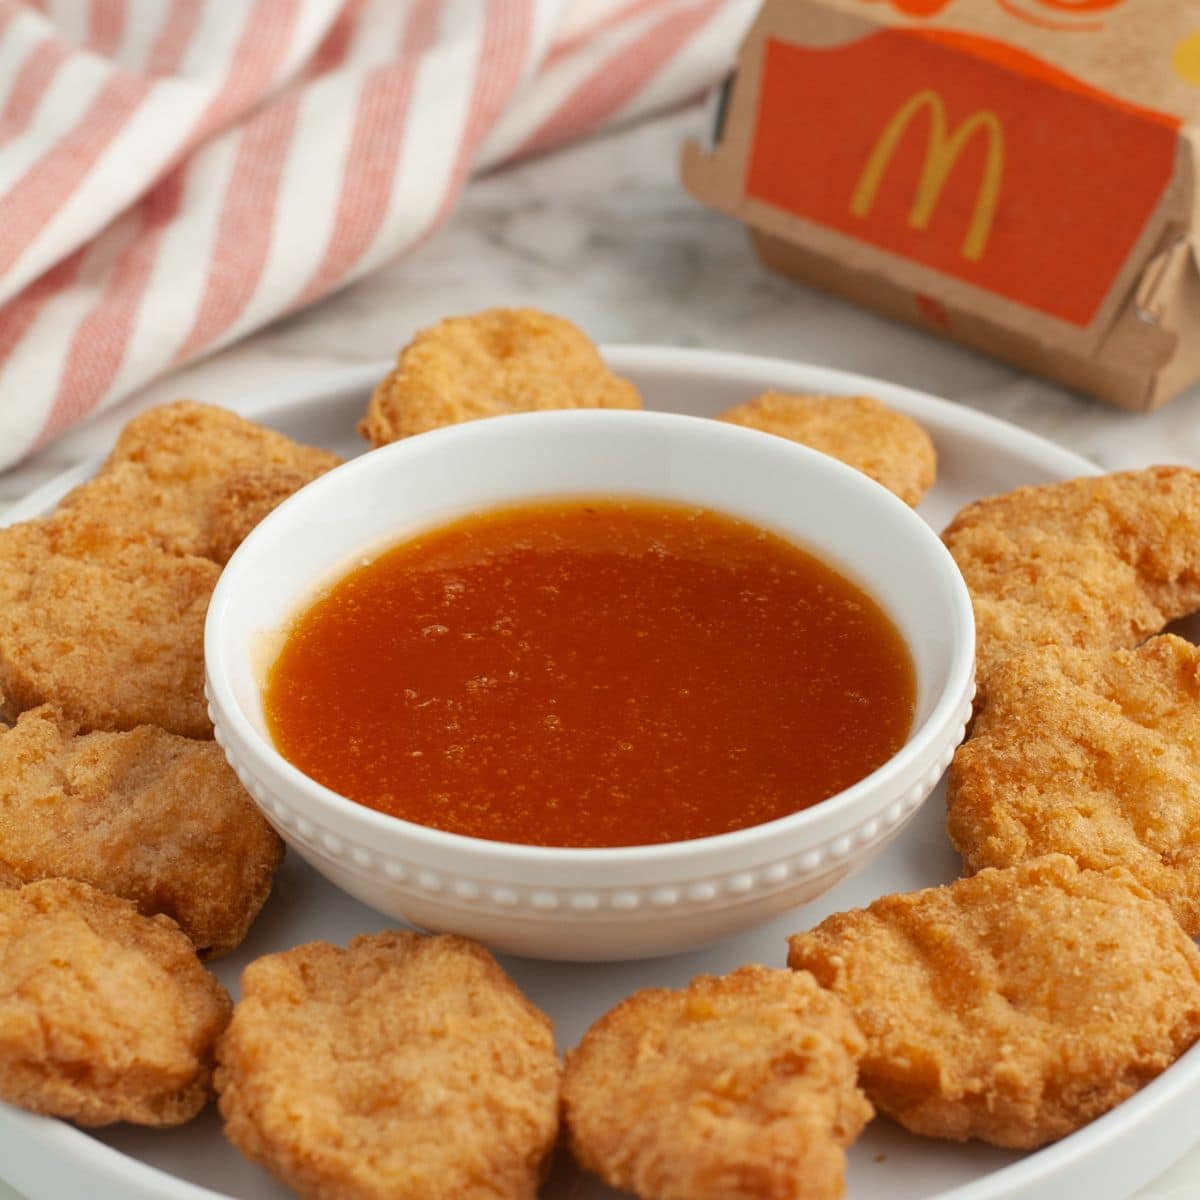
[0,878,231,1126]
[202,465,320,565]
[718,392,936,506]
[787,856,1200,1149]
[0,515,216,737]
[57,401,340,562]
[216,932,560,1200]
[0,705,283,956]
[947,636,1200,935]
[359,308,641,446]
[563,965,871,1200]
[941,466,1200,701]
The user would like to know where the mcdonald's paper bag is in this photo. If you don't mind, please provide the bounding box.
[682,0,1200,411]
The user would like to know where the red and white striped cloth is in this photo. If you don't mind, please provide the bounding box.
[0,0,755,471]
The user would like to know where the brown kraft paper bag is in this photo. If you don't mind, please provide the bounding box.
[682,0,1200,410]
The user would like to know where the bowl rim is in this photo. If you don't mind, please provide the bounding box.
[206,407,976,864]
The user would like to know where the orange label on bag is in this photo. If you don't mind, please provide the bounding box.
[746,31,1179,326]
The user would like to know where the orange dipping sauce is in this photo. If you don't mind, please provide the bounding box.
[264,499,915,848]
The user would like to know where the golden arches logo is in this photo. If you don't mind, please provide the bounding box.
[850,90,1005,262]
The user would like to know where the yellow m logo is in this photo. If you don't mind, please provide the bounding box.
[850,90,1005,262]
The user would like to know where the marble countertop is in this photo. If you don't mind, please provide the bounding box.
[1,101,1199,1199]
[7,103,1200,505]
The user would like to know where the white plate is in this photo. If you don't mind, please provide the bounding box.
[1,347,1197,1200]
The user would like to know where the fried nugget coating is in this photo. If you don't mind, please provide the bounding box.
[0,515,217,737]
[941,467,1200,701]
[563,965,871,1200]
[787,856,1200,1149]
[202,465,319,565]
[0,879,231,1126]
[359,308,641,446]
[57,401,340,562]
[947,636,1200,935]
[718,392,936,506]
[216,933,560,1200]
[0,706,283,956]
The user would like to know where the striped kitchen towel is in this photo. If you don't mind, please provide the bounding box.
[0,0,756,471]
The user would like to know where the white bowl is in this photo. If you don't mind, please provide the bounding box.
[206,408,975,960]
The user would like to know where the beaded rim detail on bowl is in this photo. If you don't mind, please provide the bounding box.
[212,693,973,919]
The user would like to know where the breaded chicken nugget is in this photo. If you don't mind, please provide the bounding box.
[203,465,319,565]
[0,879,231,1126]
[563,965,871,1200]
[718,392,936,506]
[216,933,560,1200]
[359,308,641,446]
[947,636,1200,935]
[787,856,1200,1149]
[0,515,216,737]
[57,401,340,562]
[0,705,283,956]
[941,467,1200,701]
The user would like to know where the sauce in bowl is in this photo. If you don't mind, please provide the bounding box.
[264,498,915,847]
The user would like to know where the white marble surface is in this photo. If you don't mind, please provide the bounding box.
[2,101,1200,1198]
[8,103,1200,508]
